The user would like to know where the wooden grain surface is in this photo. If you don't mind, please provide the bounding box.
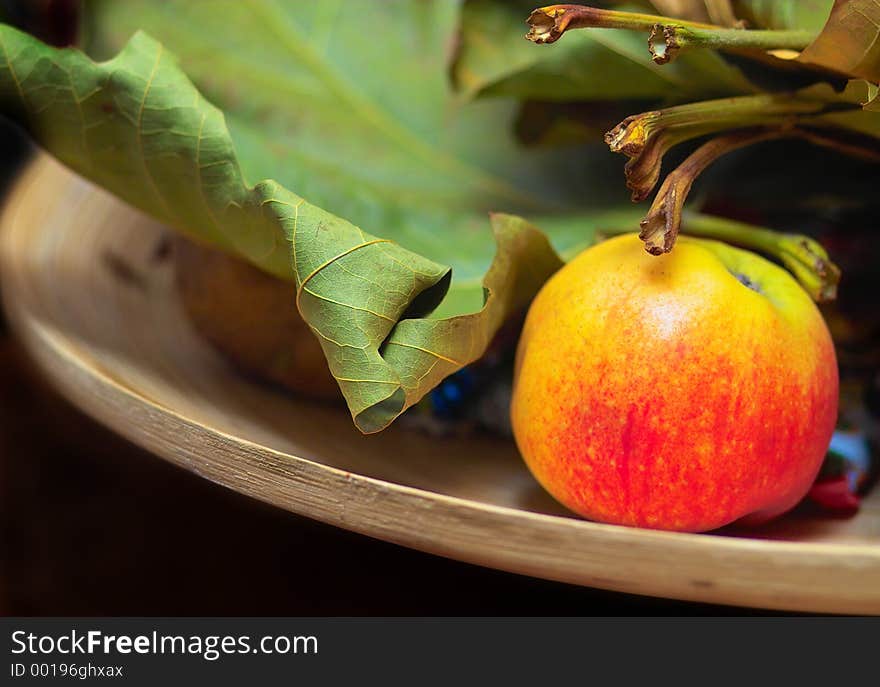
[2,154,878,614]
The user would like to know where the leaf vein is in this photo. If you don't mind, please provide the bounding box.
[295,238,392,308]
[136,44,176,221]
[383,340,464,367]
[301,286,394,322]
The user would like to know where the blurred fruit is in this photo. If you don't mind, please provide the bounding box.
[174,237,339,401]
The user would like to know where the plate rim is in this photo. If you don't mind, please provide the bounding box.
[18,308,880,560]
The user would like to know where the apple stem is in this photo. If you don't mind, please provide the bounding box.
[678,212,841,302]
[600,212,841,302]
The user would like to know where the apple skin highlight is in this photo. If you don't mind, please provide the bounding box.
[511,234,838,532]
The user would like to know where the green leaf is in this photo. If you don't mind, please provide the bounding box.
[453,0,754,100]
[0,6,643,432]
[733,0,834,32]
[797,0,880,82]
[866,82,880,110]
[0,23,291,275]
[83,1,632,297]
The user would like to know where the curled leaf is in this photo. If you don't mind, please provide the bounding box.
[0,23,567,433]
[303,212,565,433]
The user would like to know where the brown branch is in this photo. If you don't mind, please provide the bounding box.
[604,95,835,202]
[525,4,716,44]
[639,128,789,255]
[795,126,880,164]
[624,127,710,201]
[526,3,814,68]
[636,123,880,257]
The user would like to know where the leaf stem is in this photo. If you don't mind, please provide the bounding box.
[600,212,841,302]
[680,212,841,302]
[795,125,880,163]
[622,124,717,201]
[649,25,815,64]
[605,94,829,157]
[638,127,788,255]
[525,4,717,43]
[526,4,818,67]
[604,94,844,200]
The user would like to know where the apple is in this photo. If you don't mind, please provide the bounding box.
[511,233,838,532]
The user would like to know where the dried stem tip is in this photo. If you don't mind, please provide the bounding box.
[648,25,680,64]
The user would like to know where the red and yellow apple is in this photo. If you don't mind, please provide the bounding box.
[511,233,838,532]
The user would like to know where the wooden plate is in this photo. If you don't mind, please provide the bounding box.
[2,154,879,614]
